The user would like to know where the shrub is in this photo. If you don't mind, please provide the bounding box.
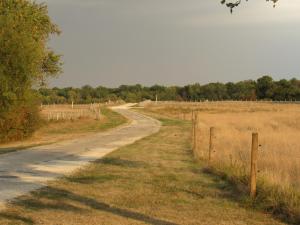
[0,99,42,143]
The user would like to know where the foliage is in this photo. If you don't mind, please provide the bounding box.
[0,96,41,142]
[39,76,300,104]
[0,0,61,142]
[221,0,280,14]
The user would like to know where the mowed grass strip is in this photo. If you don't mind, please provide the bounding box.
[0,118,286,225]
[0,107,127,155]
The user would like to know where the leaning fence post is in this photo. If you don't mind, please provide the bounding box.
[209,127,215,163]
[250,132,259,198]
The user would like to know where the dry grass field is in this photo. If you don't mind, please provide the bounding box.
[143,101,300,223]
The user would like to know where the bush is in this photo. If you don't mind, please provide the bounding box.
[0,100,42,143]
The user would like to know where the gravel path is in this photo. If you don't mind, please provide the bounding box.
[0,105,161,208]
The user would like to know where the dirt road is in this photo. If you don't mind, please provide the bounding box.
[0,105,160,208]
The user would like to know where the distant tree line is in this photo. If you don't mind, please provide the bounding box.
[38,76,300,104]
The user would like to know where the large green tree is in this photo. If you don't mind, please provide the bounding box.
[0,0,61,141]
[257,76,275,99]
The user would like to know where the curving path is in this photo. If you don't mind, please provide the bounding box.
[0,105,161,208]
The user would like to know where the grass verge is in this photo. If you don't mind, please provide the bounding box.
[0,114,285,225]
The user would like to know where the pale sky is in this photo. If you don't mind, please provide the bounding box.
[41,0,300,87]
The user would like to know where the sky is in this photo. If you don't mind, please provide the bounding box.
[40,0,300,88]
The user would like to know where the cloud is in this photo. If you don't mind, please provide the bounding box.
[39,0,300,87]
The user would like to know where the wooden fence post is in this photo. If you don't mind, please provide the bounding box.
[191,110,195,146]
[193,113,199,158]
[209,127,215,163]
[250,132,259,198]
[193,112,198,155]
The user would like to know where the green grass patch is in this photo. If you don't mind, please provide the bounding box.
[66,174,121,184]
[159,117,188,126]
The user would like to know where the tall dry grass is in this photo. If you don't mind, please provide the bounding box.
[145,101,300,223]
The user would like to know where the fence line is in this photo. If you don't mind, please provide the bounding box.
[192,113,259,198]
[41,104,102,121]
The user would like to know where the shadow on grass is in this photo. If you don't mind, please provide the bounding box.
[199,166,298,225]
[66,174,121,184]
[97,157,148,168]
[198,167,250,200]
[0,144,50,155]
[14,187,179,225]
[16,198,82,212]
[0,213,34,225]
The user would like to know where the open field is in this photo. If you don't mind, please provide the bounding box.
[0,115,285,225]
[143,101,300,223]
[0,106,127,155]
